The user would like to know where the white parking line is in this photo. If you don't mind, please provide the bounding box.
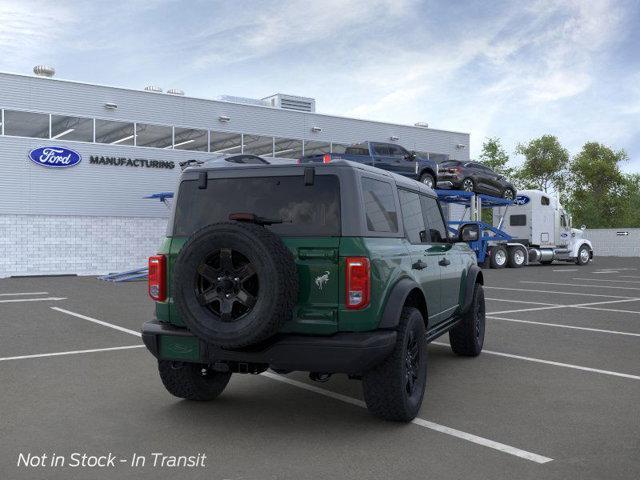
[0,345,144,362]
[51,307,142,337]
[574,305,640,315]
[489,305,566,315]
[573,278,640,284]
[617,275,640,279]
[552,269,578,272]
[520,281,640,291]
[432,342,640,381]
[486,298,559,306]
[489,298,640,316]
[485,286,638,299]
[0,297,66,304]
[262,372,552,464]
[0,292,49,296]
[488,315,640,337]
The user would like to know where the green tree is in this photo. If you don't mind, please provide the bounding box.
[479,137,515,177]
[515,135,569,193]
[619,174,640,227]
[566,142,628,228]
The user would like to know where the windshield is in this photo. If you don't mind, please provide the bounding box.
[173,175,341,236]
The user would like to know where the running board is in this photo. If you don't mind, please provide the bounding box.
[425,316,461,343]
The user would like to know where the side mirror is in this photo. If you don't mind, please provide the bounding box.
[581,224,586,230]
[459,223,480,242]
[404,151,416,160]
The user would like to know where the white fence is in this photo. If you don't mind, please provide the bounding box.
[583,228,640,257]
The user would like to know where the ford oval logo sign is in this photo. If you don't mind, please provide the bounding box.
[514,195,530,205]
[28,146,82,168]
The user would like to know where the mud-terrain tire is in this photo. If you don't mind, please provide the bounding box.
[173,222,298,348]
[158,361,231,401]
[362,307,427,422]
[449,283,485,356]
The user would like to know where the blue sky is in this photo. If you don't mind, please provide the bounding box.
[1,0,639,171]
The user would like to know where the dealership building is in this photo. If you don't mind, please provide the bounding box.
[0,68,470,277]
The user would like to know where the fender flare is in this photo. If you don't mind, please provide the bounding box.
[378,277,425,329]
[571,239,593,258]
[418,167,437,180]
[461,265,483,314]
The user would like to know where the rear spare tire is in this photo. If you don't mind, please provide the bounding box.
[173,222,298,348]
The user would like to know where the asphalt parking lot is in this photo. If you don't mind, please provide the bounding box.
[1,257,639,480]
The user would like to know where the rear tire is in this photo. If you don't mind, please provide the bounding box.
[489,245,507,269]
[502,188,516,200]
[158,361,231,401]
[461,178,475,192]
[362,307,427,422]
[449,283,485,356]
[507,246,526,268]
[419,172,435,189]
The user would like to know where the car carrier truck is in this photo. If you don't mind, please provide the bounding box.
[492,189,593,266]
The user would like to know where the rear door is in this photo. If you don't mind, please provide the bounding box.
[386,144,415,177]
[371,143,394,171]
[398,189,442,326]
[420,194,462,319]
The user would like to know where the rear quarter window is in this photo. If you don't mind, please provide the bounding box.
[361,177,398,233]
[173,175,341,237]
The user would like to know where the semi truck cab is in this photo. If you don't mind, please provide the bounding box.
[495,190,593,265]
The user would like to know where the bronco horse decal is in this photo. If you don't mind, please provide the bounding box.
[315,271,330,290]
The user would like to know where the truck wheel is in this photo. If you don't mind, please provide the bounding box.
[173,222,298,348]
[507,246,526,268]
[489,245,507,269]
[419,172,435,189]
[462,178,475,192]
[158,361,231,401]
[576,245,591,265]
[362,307,427,422]
[449,283,485,356]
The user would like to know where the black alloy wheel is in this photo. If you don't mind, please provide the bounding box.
[195,248,259,322]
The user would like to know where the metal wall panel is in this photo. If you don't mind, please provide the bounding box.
[0,72,470,160]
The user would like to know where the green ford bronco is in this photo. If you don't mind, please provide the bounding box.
[142,159,485,422]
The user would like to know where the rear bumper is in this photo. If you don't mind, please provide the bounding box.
[142,320,397,375]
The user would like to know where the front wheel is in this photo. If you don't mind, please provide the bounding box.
[419,172,435,189]
[449,283,485,356]
[158,361,231,401]
[576,245,591,265]
[461,178,475,192]
[362,307,427,422]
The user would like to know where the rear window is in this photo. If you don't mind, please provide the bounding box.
[173,175,341,236]
[440,160,461,167]
[345,144,370,156]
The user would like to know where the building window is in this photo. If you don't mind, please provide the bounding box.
[135,123,173,148]
[3,110,50,139]
[243,135,274,156]
[173,127,208,151]
[210,131,242,154]
[273,137,303,159]
[95,119,135,145]
[50,114,94,142]
[361,177,398,233]
[303,140,331,156]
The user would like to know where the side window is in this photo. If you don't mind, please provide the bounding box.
[420,195,448,243]
[541,196,550,206]
[560,215,567,227]
[373,144,390,156]
[387,145,405,158]
[399,190,427,244]
[510,214,527,226]
[361,178,398,233]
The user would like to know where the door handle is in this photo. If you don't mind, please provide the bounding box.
[412,260,428,270]
[438,257,451,267]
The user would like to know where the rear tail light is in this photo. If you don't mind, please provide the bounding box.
[148,255,167,301]
[322,153,331,164]
[346,257,370,309]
